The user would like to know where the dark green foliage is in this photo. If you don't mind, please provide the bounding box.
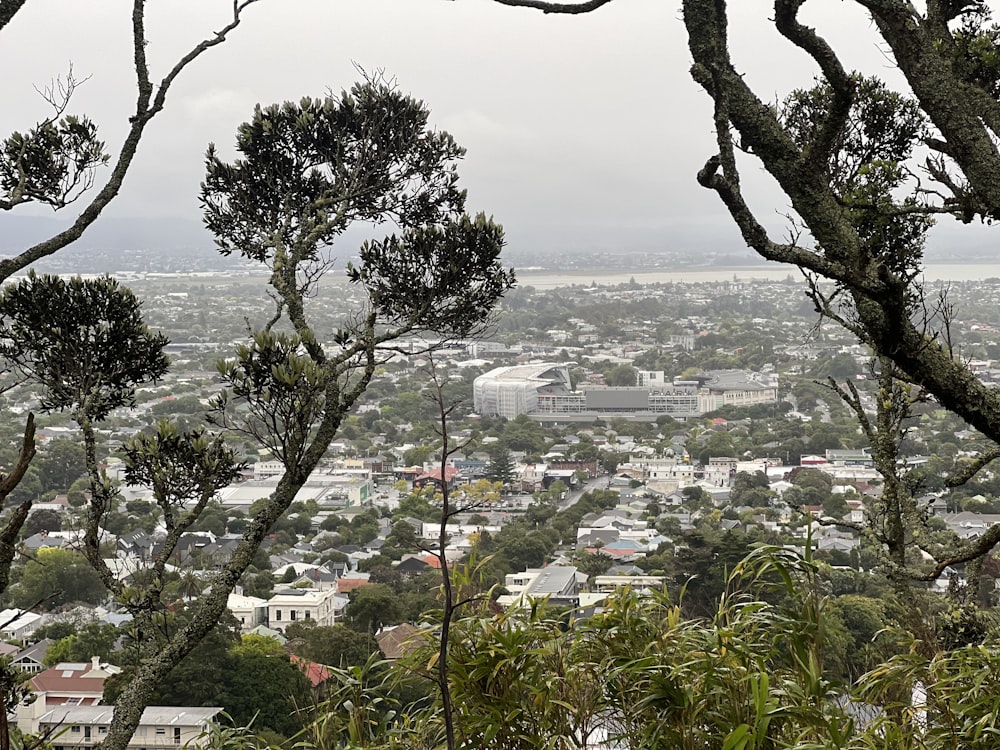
[23,508,62,536]
[11,548,106,610]
[782,76,925,188]
[497,532,551,573]
[346,583,406,634]
[212,330,327,467]
[485,445,515,486]
[602,364,637,386]
[669,530,762,618]
[30,620,76,642]
[223,652,313,737]
[351,213,514,338]
[285,621,379,669]
[0,115,108,210]
[0,273,168,420]
[121,421,243,513]
[44,622,119,666]
[574,551,614,579]
[729,470,773,508]
[202,79,466,263]
[35,438,86,494]
[951,6,1000,98]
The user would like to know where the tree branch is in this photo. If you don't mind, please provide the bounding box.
[0,0,27,33]
[945,445,1000,487]
[0,0,262,283]
[489,0,615,13]
[0,414,36,596]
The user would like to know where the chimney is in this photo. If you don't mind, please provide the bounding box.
[91,656,100,672]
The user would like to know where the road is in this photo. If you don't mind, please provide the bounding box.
[558,475,611,513]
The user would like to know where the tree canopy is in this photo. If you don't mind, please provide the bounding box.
[91,75,513,750]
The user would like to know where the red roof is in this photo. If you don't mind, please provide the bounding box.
[416,466,461,482]
[30,662,111,703]
[419,554,443,569]
[336,578,371,593]
[290,654,331,686]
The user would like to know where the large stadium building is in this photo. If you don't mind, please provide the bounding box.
[473,364,777,423]
[472,364,573,419]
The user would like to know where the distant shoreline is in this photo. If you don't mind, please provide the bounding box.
[515,263,1000,290]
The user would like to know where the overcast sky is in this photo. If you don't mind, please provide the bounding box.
[0,1,981,259]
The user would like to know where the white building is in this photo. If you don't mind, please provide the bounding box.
[498,566,581,609]
[476,365,777,423]
[0,608,42,641]
[217,470,372,510]
[31,706,222,749]
[473,363,572,419]
[267,588,339,631]
[227,592,268,632]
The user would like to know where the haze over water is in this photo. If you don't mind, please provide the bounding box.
[516,263,1000,290]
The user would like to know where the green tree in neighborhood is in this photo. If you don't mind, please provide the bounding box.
[346,584,406,634]
[11,548,106,610]
[23,509,62,537]
[285,622,379,669]
[485,445,515,487]
[34,438,86,494]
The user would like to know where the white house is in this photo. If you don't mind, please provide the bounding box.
[266,588,339,631]
[498,566,581,609]
[0,608,43,641]
[30,705,222,749]
[227,592,268,632]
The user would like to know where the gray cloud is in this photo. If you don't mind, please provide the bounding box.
[0,1,958,260]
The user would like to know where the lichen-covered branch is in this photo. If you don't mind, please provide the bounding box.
[489,0,615,13]
[0,0,263,283]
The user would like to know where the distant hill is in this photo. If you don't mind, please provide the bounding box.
[1,212,994,275]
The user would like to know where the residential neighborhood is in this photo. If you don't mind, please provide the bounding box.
[2,270,1000,743]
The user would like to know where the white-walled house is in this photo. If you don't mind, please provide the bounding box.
[227,592,268,632]
[497,566,581,609]
[29,705,222,749]
[267,588,338,631]
[0,608,42,641]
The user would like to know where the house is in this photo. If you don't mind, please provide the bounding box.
[290,654,332,688]
[412,466,462,491]
[592,575,667,593]
[27,705,222,749]
[117,530,155,560]
[334,575,371,595]
[517,464,548,493]
[291,567,340,592]
[267,588,340,631]
[10,639,52,674]
[376,623,423,661]
[25,658,121,710]
[22,530,69,552]
[497,566,580,609]
[576,528,620,551]
[17,658,123,736]
[0,608,43,641]
[227,592,268,632]
[394,556,430,576]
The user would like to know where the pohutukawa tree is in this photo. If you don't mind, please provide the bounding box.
[0,0,271,608]
[0,273,169,595]
[89,75,514,750]
[493,0,1000,573]
[0,0,266,282]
